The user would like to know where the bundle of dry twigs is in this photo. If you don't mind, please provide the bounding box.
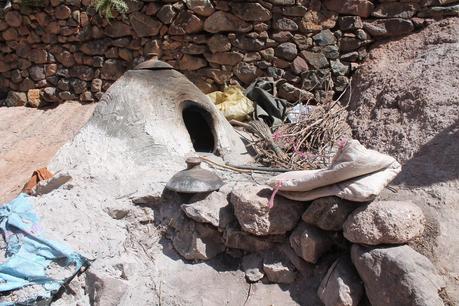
[246,92,351,170]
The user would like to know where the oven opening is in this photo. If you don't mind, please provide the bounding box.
[182,103,215,153]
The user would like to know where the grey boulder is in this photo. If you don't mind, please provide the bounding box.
[318,256,363,306]
[351,244,445,306]
[172,219,225,261]
[242,253,264,282]
[302,196,356,231]
[223,227,284,252]
[181,190,234,229]
[343,201,425,245]
[230,183,304,236]
[289,222,333,264]
[263,248,297,284]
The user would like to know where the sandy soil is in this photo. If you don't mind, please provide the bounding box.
[0,103,95,204]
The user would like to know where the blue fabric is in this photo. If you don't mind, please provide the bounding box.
[0,194,88,305]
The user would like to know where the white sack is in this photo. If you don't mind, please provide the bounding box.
[266,139,401,202]
[278,160,401,202]
[267,139,397,192]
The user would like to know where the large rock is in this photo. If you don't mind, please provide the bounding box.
[242,253,264,282]
[224,228,283,252]
[289,222,333,264]
[55,5,71,19]
[372,2,419,19]
[340,37,362,52]
[204,51,243,66]
[302,197,356,231]
[55,50,75,67]
[275,42,298,61]
[5,91,27,107]
[363,18,414,37]
[85,270,128,306]
[318,256,364,306]
[232,36,265,51]
[30,48,48,64]
[185,0,215,17]
[172,218,225,261]
[178,54,207,71]
[331,59,350,76]
[418,5,459,18]
[207,34,231,53]
[80,39,111,55]
[230,184,304,236]
[230,2,271,22]
[300,9,337,33]
[129,12,161,37]
[233,62,262,85]
[156,5,176,24]
[292,56,309,74]
[277,82,314,103]
[267,0,295,5]
[29,66,45,81]
[104,21,131,38]
[168,11,203,35]
[70,79,87,94]
[263,249,297,284]
[69,65,95,81]
[101,59,126,81]
[338,16,363,31]
[273,18,299,31]
[181,190,234,228]
[347,18,459,169]
[27,89,41,108]
[313,29,336,46]
[351,244,445,306]
[324,0,374,18]
[343,201,425,245]
[282,5,308,17]
[41,87,59,103]
[2,28,18,41]
[5,11,22,27]
[204,11,252,33]
[301,51,329,69]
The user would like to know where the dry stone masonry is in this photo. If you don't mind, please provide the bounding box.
[152,179,445,305]
[1,0,458,107]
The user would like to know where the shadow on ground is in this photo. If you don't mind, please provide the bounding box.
[141,189,335,305]
[394,120,459,187]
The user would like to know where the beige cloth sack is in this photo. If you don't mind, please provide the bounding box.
[266,139,401,202]
[278,160,401,202]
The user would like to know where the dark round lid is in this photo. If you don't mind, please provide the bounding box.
[134,59,174,70]
[166,158,224,193]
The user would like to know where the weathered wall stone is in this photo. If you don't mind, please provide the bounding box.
[0,0,451,107]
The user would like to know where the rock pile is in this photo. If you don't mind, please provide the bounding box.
[160,182,446,305]
[1,0,457,107]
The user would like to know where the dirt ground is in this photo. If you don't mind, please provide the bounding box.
[347,17,459,304]
[0,103,95,204]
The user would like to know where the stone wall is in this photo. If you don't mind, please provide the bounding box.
[0,0,457,107]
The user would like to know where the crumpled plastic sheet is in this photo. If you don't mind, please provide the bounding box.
[0,194,88,305]
[245,79,290,127]
[207,85,255,121]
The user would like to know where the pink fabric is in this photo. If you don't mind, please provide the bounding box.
[268,181,283,209]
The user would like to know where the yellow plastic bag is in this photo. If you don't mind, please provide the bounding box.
[207,86,254,121]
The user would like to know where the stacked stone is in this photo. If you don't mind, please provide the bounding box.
[301,197,445,306]
[164,181,446,306]
[1,0,457,108]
